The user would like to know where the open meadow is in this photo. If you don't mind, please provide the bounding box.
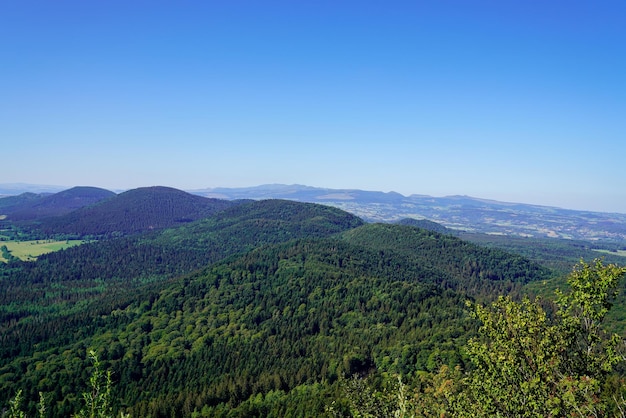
[0,239,84,262]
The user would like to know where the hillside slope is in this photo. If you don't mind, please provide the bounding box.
[0,192,46,214]
[340,224,552,293]
[2,186,115,220]
[33,186,235,237]
[2,199,364,290]
[0,221,552,416]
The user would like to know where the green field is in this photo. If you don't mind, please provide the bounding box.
[0,240,85,262]
[594,249,626,257]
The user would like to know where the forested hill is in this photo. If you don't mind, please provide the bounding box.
[31,186,237,237]
[0,201,554,416]
[1,186,115,221]
[1,199,364,287]
[341,224,552,292]
[396,218,452,234]
[1,236,550,417]
[0,192,46,213]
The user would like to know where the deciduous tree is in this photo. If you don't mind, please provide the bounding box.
[460,259,626,417]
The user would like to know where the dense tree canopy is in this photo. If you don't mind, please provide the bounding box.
[339,259,626,418]
[1,197,624,417]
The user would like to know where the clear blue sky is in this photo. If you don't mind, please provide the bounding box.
[2,1,625,213]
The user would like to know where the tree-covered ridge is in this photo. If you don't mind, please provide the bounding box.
[1,187,116,221]
[340,224,553,289]
[3,197,611,417]
[150,198,365,251]
[5,259,624,418]
[0,200,365,364]
[1,225,553,417]
[0,237,468,416]
[29,186,237,237]
[396,218,452,234]
[1,199,364,290]
[0,192,45,214]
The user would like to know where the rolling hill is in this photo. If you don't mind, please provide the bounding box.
[1,199,364,295]
[31,186,237,237]
[1,186,116,221]
[2,186,624,417]
[0,192,47,214]
[0,198,556,416]
[195,184,626,242]
[5,183,626,242]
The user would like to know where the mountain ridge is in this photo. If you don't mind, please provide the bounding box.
[1,186,116,221]
[3,183,626,242]
[193,184,626,242]
[32,186,237,237]
[3,182,621,214]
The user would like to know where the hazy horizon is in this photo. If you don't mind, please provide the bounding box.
[3,181,626,216]
[2,1,625,213]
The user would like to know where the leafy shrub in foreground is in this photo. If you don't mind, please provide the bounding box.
[4,351,129,418]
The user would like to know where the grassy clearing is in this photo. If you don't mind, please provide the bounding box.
[593,249,626,258]
[0,240,85,262]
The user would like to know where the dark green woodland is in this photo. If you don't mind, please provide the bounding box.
[1,187,625,417]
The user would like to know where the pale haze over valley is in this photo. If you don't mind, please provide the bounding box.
[2,1,625,213]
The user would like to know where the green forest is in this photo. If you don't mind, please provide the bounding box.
[1,189,625,417]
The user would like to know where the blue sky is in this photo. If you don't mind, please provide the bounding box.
[2,1,625,213]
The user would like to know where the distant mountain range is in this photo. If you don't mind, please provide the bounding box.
[194,184,626,242]
[2,183,626,242]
